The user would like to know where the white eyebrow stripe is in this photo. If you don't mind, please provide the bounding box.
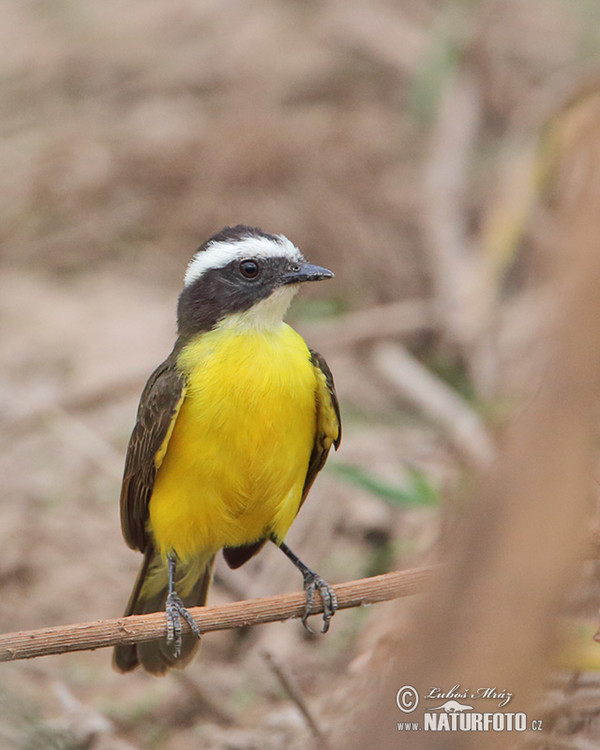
[184,234,303,286]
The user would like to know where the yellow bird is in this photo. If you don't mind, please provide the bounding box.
[113,225,341,674]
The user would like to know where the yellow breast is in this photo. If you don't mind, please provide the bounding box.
[148,322,317,561]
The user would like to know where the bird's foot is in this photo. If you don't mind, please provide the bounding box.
[166,592,202,657]
[301,571,338,634]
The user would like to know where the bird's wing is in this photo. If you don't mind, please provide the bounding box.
[120,353,187,552]
[300,349,341,505]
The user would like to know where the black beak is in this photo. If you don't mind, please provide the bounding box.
[280,261,334,286]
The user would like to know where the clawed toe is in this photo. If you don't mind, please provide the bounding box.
[166,592,202,657]
[274,541,338,635]
[301,572,338,634]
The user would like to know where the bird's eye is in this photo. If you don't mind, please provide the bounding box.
[289,263,301,273]
[239,259,259,279]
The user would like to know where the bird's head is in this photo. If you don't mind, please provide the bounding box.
[177,225,333,336]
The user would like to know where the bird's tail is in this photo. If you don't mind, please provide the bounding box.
[113,546,215,675]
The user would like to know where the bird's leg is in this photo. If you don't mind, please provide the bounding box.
[166,553,202,657]
[273,539,338,634]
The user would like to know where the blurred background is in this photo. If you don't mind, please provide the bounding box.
[3,0,600,748]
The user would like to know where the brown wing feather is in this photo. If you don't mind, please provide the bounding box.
[300,349,341,504]
[120,350,186,551]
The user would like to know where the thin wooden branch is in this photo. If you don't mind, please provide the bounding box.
[372,341,494,468]
[298,299,434,352]
[263,649,329,749]
[0,567,434,664]
[422,66,482,352]
[3,537,599,667]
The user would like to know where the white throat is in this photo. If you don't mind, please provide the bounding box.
[217,286,299,332]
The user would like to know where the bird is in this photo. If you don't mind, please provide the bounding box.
[113,225,341,675]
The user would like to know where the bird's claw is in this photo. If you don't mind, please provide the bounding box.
[301,572,338,634]
[166,592,202,657]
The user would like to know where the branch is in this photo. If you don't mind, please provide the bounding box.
[0,567,434,663]
[422,66,482,352]
[298,299,434,352]
[372,341,494,468]
[263,649,329,749]
[4,531,600,666]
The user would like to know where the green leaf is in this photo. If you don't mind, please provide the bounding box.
[330,462,439,508]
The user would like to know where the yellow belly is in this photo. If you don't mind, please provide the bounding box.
[148,323,317,562]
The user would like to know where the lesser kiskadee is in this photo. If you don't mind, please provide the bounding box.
[113,225,341,675]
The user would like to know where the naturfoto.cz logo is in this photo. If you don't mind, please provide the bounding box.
[394,685,543,733]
